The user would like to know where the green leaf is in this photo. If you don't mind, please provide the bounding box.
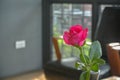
[75,62,80,69]
[91,64,99,72]
[91,58,105,65]
[95,58,105,65]
[79,53,86,63]
[80,71,90,80]
[89,41,102,60]
[84,55,90,64]
[75,62,86,70]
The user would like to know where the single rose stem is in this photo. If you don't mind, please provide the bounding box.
[79,47,87,66]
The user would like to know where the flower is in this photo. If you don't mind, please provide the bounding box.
[63,24,88,46]
[63,24,105,80]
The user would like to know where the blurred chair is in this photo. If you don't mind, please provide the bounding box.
[44,37,110,79]
[94,7,120,61]
[94,7,120,77]
[106,42,120,76]
[44,37,81,80]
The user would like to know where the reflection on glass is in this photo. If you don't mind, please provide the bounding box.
[52,4,92,59]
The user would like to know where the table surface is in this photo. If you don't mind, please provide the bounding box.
[102,76,120,80]
[2,70,74,80]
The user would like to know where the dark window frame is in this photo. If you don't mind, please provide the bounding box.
[42,0,120,66]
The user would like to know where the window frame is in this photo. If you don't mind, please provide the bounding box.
[42,0,120,66]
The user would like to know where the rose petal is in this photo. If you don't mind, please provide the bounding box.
[63,24,88,47]
[63,31,71,45]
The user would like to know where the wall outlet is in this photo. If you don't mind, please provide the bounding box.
[15,40,26,49]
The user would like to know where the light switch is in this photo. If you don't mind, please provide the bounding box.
[15,40,26,49]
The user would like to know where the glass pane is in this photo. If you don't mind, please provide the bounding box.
[52,4,92,60]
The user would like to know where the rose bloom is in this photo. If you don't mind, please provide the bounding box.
[63,24,88,46]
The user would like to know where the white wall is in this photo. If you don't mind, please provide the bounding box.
[0,0,42,77]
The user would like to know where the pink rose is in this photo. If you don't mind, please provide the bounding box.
[63,24,88,46]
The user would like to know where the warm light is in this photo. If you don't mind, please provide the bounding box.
[109,42,120,46]
[33,78,39,80]
[32,73,47,80]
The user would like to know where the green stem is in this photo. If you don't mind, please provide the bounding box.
[86,71,90,80]
[79,47,87,66]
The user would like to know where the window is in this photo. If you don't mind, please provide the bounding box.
[52,4,92,60]
[42,0,120,65]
